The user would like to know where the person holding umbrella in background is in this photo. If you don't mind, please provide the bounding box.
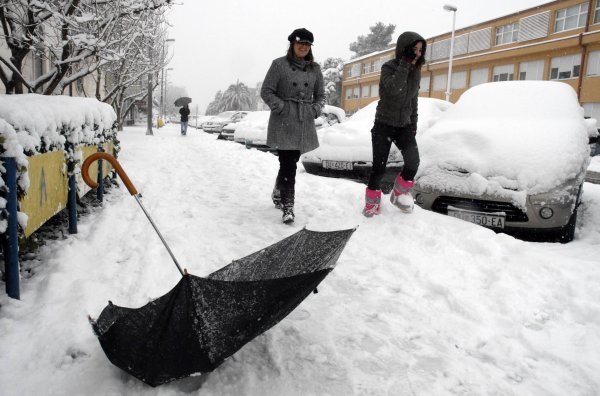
[261,27,326,224]
[179,104,190,136]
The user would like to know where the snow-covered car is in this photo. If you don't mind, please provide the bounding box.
[202,111,248,133]
[315,105,346,130]
[414,81,594,243]
[190,115,215,130]
[233,107,346,152]
[233,111,272,151]
[301,98,451,192]
[218,122,239,141]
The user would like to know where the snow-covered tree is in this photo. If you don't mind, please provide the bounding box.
[321,57,345,107]
[0,0,172,95]
[349,22,396,58]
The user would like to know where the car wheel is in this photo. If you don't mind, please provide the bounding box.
[556,184,583,244]
[557,208,577,243]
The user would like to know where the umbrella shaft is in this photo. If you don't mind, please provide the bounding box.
[134,195,184,276]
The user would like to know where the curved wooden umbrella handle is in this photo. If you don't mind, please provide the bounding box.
[82,152,138,196]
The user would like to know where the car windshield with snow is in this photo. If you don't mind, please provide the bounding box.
[414,81,596,243]
[301,97,451,192]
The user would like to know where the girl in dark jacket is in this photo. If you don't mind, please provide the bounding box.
[363,31,426,217]
[261,28,326,224]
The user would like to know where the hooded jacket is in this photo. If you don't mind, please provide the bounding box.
[374,31,426,129]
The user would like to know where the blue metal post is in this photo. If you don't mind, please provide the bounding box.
[96,157,104,202]
[2,158,20,299]
[68,162,77,234]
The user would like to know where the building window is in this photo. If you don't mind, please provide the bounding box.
[451,71,467,89]
[554,3,588,32]
[346,87,353,100]
[492,64,514,81]
[419,76,430,93]
[595,0,600,24]
[353,87,360,99]
[519,60,544,80]
[370,84,379,97]
[374,59,382,73]
[361,85,370,98]
[583,102,600,122]
[470,68,488,87]
[495,22,519,45]
[550,54,580,80]
[432,74,447,91]
[587,50,600,76]
[347,64,361,78]
[362,63,370,74]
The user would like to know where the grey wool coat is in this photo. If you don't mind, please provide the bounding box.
[260,56,326,154]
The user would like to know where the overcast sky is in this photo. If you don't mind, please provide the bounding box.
[166,0,551,114]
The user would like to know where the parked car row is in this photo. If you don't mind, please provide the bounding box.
[201,81,598,243]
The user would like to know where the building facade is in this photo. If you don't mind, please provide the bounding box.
[341,0,600,121]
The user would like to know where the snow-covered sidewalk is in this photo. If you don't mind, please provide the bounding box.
[1,123,600,395]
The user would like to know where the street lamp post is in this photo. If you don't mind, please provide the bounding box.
[146,43,153,136]
[444,4,458,102]
[164,67,173,119]
[159,38,175,127]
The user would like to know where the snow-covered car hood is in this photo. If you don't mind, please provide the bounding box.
[417,81,590,198]
[234,111,271,141]
[303,97,451,163]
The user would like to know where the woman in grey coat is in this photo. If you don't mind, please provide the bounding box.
[260,28,326,224]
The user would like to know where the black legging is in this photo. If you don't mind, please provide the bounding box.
[367,122,420,190]
[276,150,301,191]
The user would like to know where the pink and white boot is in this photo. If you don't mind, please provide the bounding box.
[390,175,414,213]
[362,188,382,217]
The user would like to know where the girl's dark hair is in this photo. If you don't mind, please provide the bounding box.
[286,42,315,67]
[414,41,426,69]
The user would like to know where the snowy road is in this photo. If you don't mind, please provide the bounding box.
[1,123,600,395]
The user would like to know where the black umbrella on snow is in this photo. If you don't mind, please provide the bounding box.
[82,153,355,387]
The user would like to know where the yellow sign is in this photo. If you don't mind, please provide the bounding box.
[19,151,68,237]
[18,142,116,237]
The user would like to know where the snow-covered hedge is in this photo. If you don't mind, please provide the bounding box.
[0,94,118,233]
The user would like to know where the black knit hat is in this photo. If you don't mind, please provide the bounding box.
[288,28,314,45]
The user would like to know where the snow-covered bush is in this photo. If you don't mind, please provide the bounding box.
[0,94,118,233]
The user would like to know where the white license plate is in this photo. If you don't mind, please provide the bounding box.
[447,208,505,229]
[323,160,353,170]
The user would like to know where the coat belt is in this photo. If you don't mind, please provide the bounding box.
[282,97,312,121]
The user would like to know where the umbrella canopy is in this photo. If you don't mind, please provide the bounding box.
[174,97,192,107]
[90,227,355,387]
